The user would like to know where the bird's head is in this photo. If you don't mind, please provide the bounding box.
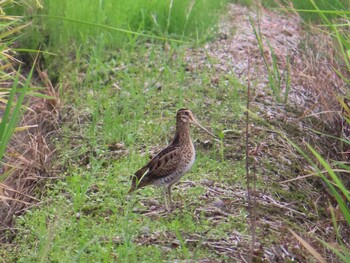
[176,108,216,138]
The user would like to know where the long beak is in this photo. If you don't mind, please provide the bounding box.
[191,117,217,139]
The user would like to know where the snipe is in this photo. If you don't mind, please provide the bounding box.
[128,109,216,212]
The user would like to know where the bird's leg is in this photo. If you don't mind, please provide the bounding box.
[167,185,172,208]
[162,186,173,212]
[163,186,171,212]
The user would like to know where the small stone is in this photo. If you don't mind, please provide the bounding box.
[213,198,225,208]
[76,212,81,219]
[140,226,150,235]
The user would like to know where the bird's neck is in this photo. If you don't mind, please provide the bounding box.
[173,122,192,145]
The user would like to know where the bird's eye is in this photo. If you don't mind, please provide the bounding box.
[184,111,189,116]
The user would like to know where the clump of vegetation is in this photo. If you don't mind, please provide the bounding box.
[5,0,228,82]
[233,0,350,21]
[0,0,62,243]
[8,0,228,51]
[286,1,350,261]
[0,1,32,172]
[247,0,350,261]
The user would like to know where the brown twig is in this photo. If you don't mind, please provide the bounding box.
[245,44,255,263]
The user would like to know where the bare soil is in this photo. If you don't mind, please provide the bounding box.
[177,4,349,261]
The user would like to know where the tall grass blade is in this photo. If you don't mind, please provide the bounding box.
[317,238,350,262]
[289,229,327,263]
[35,15,184,44]
[308,0,350,80]
[0,72,19,160]
[281,133,350,226]
[0,60,36,163]
[250,17,290,103]
[284,55,291,104]
[307,144,350,199]
[0,22,29,39]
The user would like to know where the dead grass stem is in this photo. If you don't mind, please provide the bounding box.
[0,63,60,241]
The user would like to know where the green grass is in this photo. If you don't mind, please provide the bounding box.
[1,2,247,260]
[282,0,349,21]
[0,70,30,166]
[1,38,249,260]
[248,1,350,259]
[4,1,228,96]
[5,153,245,261]
[5,0,229,85]
[250,19,291,105]
[0,2,35,182]
[232,0,349,20]
[7,0,228,61]
[283,137,350,262]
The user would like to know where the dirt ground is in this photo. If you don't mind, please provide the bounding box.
[182,3,349,261]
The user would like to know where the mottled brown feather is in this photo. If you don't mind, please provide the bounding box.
[128,108,214,197]
[128,108,216,213]
[129,142,180,192]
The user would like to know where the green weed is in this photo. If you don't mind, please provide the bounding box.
[282,135,350,262]
[251,19,291,104]
[8,0,228,62]
[0,3,33,167]
[232,0,349,20]
[0,37,249,261]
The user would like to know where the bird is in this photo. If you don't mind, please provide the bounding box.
[128,108,216,212]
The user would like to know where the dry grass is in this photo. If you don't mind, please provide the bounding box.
[212,4,350,260]
[0,64,60,241]
[292,26,347,127]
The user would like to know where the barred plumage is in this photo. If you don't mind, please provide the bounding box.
[128,109,216,212]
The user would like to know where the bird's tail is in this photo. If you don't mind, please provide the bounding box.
[128,185,136,194]
[127,175,138,194]
[128,169,149,194]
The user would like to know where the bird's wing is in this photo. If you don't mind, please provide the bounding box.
[133,143,180,187]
